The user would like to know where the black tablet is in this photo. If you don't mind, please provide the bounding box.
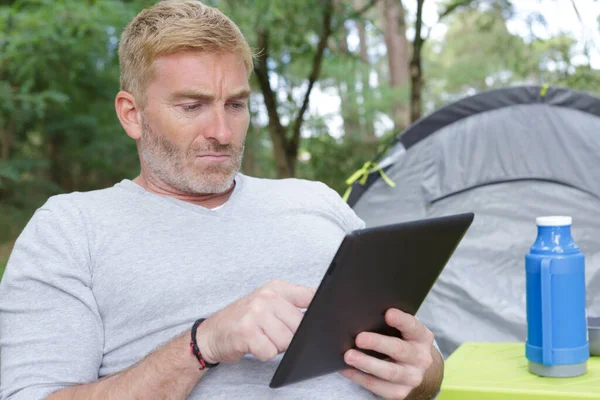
[269,212,474,388]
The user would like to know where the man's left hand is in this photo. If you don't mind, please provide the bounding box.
[340,308,439,400]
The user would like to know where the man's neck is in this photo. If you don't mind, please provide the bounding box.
[132,174,236,209]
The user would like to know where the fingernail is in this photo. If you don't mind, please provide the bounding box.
[346,350,355,363]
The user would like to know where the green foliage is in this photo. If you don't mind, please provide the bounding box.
[0,204,28,243]
[219,0,340,140]
[556,66,600,94]
[1,0,140,212]
[424,6,527,103]
[297,133,381,194]
[422,3,600,111]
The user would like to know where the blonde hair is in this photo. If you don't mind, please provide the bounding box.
[118,0,254,107]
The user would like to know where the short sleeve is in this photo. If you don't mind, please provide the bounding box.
[0,197,103,400]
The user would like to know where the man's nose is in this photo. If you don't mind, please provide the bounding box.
[203,106,232,144]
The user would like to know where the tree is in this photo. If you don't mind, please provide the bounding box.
[0,0,139,212]
[254,1,334,178]
[409,0,426,123]
[332,0,367,140]
[378,0,410,128]
[424,5,526,99]
[421,0,600,107]
[220,0,378,178]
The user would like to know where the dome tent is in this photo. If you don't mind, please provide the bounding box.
[346,85,600,359]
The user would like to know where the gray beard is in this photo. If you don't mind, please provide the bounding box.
[139,117,244,194]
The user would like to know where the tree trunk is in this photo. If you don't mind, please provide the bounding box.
[336,6,362,140]
[353,0,376,140]
[378,0,410,128]
[405,0,474,123]
[254,0,334,178]
[288,0,334,177]
[254,29,293,178]
[354,0,370,64]
[410,0,425,123]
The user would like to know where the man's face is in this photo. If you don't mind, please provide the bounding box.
[139,52,250,194]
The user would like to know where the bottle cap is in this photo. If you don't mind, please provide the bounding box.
[536,216,572,226]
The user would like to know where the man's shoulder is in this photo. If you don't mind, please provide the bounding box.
[9,184,128,267]
[242,174,337,198]
[38,181,129,219]
[240,174,365,232]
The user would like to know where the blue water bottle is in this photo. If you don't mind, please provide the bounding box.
[525,216,589,377]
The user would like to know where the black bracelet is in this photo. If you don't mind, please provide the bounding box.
[190,318,220,370]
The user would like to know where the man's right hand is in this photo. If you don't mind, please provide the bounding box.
[195,280,316,364]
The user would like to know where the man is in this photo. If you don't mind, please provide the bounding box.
[0,1,443,399]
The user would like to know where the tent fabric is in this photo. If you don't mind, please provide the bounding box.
[347,85,600,208]
[349,85,600,359]
[396,85,600,151]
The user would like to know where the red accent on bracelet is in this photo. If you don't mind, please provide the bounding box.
[190,318,219,370]
[190,340,208,370]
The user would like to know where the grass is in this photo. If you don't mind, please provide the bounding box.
[0,260,5,281]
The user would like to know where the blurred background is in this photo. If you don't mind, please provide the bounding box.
[1,0,599,278]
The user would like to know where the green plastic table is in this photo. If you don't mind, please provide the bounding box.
[437,342,600,399]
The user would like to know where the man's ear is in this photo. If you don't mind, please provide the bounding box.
[115,91,143,140]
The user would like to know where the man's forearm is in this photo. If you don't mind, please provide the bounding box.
[46,330,206,400]
[406,344,444,400]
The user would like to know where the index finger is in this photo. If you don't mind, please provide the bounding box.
[269,280,316,308]
[385,308,431,343]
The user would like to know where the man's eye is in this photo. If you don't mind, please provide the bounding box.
[183,104,201,112]
[229,102,246,110]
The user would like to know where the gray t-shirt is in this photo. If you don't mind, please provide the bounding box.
[0,174,381,399]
